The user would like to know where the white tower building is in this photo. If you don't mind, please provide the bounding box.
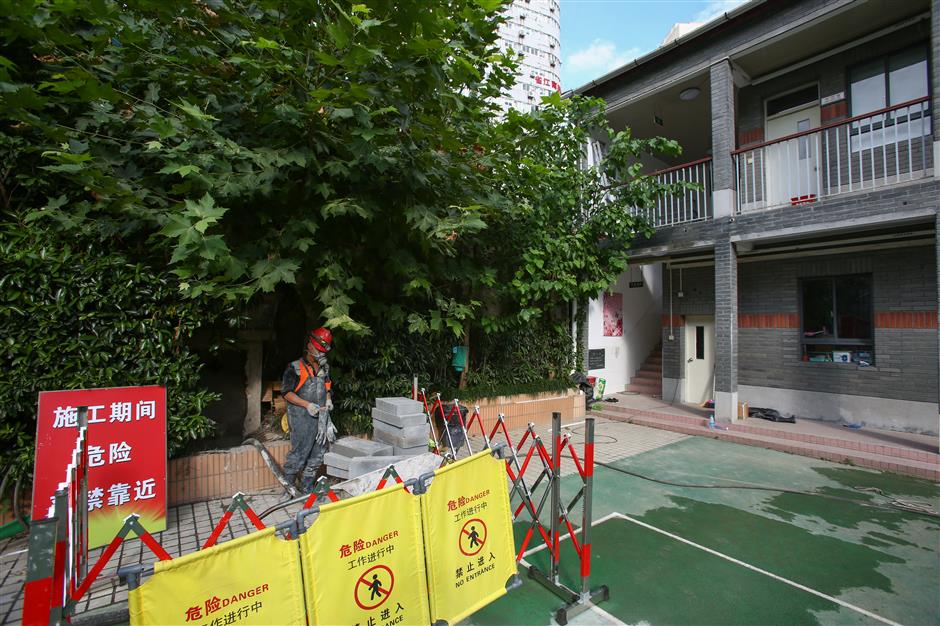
[495,0,561,112]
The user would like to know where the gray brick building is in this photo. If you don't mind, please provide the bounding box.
[576,0,939,434]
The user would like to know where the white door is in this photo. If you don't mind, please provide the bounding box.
[684,316,714,406]
[765,104,821,207]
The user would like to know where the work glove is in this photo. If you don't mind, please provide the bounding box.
[316,408,338,445]
[306,402,320,417]
[325,397,334,412]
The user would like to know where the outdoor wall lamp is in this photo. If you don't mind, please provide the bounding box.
[679,87,700,101]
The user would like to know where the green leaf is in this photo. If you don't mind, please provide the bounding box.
[173,100,218,121]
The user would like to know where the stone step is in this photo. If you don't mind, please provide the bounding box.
[596,403,940,464]
[590,407,940,481]
[634,370,661,381]
[625,380,662,395]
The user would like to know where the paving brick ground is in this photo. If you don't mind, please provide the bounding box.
[0,416,682,625]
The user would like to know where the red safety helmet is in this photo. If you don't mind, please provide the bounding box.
[307,327,333,353]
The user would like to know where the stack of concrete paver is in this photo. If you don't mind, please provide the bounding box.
[323,436,393,480]
[371,397,432,456]
[322,397,432,480]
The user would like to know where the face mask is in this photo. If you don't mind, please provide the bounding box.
[315,353,328,365]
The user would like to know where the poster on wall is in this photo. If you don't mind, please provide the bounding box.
[603,292,623,337]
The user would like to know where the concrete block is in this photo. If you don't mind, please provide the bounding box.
[333,453,441,497]
[372,407,427,429]
[372,426,429,450]
[375,397,425,416]
[347,455,407,479]
[394,444,430,456]
[372,419,430,442]
[330,436,393,458]
[323,452,352,470]
[325,465,349,479]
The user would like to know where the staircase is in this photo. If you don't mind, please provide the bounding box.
[626,344,662,396]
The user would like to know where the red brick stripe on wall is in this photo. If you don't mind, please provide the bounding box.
[738,313,798,329]
[821,101,848,123]
[737,127,764,147]
[875,311,938,329]
[661,314,684,328]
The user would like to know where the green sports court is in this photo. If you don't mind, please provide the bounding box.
[465,431,940,626]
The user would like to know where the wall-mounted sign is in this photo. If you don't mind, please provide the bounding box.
[820,91,845,106]
[588,349,605,370]
[629,281,644,288]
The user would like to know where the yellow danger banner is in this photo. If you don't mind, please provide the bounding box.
[421,450,517,625]
[128,527,305,626]
[300,482,431,626]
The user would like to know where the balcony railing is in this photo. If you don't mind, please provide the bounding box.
[734,97,933,212]
[630,157,713,228]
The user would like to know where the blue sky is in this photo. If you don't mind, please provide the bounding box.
[560,0,747,90]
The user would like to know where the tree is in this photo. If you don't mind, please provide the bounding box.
[1,0,685,450]
[1,0,517,333]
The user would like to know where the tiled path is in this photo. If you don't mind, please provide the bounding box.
[593,392,940,480]
[0,417,685,625]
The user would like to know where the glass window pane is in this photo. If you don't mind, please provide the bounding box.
[797,118,810,159]
[850,60,886,116]
[802,279,834,339]
[696,326,705,360]
[835,276,872,339]
[888,48,928,104]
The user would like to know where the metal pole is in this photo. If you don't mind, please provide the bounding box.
[78,407,89,583]
[580,416,595,598]
[550,411,561,584]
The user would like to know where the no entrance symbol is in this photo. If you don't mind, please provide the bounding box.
[355,564,394,611]
[459,518,487,556]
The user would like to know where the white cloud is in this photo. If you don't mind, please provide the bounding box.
[564,39,643,89]
[694,0,748,24]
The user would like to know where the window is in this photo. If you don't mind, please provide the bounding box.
[766,84,819,118]
[849,46,930,152]
[800,275,873,364]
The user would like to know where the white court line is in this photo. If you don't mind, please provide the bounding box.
[518,513,628,625]
[612,513,903,626]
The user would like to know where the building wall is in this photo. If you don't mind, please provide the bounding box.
[496,0,562,112]
[631,178,940,258]
[661,265,714,399]
[738,247,938,402]
[659,247,938,432]
[587,264,662,393]
[736,22,931,147]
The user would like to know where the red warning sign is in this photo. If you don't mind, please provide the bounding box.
[354,564,394,610]
[458,518,487,556]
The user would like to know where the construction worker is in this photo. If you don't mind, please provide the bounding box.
[281,327,337,493]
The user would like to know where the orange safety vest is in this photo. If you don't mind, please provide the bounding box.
[294,359,332,393]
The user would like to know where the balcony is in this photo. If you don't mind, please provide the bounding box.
[630,157,713,228]
[734,98,933,213]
